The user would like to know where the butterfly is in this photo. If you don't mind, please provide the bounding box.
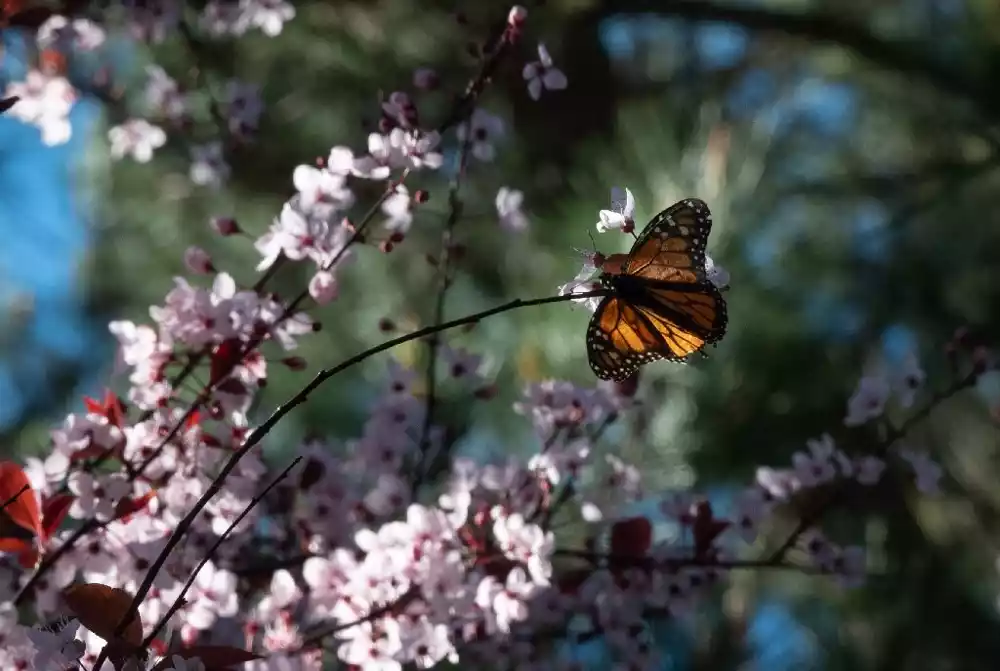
[586,198,728,382]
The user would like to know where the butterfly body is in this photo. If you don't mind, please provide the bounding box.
[586,198,728,382]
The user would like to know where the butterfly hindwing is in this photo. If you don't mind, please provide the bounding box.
[635,280,728,347]
[625,198,712,284]
[586,295,670,381]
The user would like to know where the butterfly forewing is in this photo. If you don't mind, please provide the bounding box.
[624,198,712,283]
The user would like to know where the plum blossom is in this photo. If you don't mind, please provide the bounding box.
[145,65,187,120]
[496,187,529,231]
[382,184,414,233]
[67,472,131,521]
[893,351,926,408]
[190,141,230,187]
[456,109,505,162]
[897,446,943,495]
[256,202,351,270]
[309,270,338,304]
[26,617,85,670]
[596,186,636,233]
[3,70,75,145]
[109,119,167,163]
[184,561,239,633]
[557,258,604,312]
[36,15,106,51]
[292,163,355,220]
[706,254,730,289]
[201,0,246,35]
[492,512,554,585]
[844,370,891,426]
[522,43,568,100]
[123,0,181,42]
[241,0,296,36]
[224,80,264,136]
[791,433,839,488]
[183,246,214,274]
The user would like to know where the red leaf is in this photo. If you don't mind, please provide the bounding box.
[113,491,156,522]
[83,390,127,427]
[0,461,40,536]
[0,537,38,568]
[210,339,244,385]
[609,516,652,559]
[83,395,103,415]
[62,583,143,647]
[151,645,262,671]
[216,378,247,396]
[685,501,730,559]
[41,494,75,541]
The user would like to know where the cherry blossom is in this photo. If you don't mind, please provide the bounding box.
[123,0,181,42]
[36,15,106,51]
[224,80,265,136]
[706,254,731,289]
[183,246,215,274]
[456,108,505,162]
[67,471,131,520]
[241,0,297,37]
[109,119,167,163]
[189,141,231,187]
[309,270,338,304]
[897,446,943,495]
[844,370,891,426]
[557,260,604,312]
[522,43,568,101]
[25,617,85,670]
[3,70,76,145]
[496,187,529,231]
[145,65,188,120]
[596,186,636,233]
[293,163,355,220]
[382,184,415,233]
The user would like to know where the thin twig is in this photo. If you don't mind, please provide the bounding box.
[139,457,302,650]
[767,370,978,563]
[412,111,478,494]
[0,483,30,513]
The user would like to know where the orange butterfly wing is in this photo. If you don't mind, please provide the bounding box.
[625,198,712,284]
[586,198,727,380]
[587,296,669,381]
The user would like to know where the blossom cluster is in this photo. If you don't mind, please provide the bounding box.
[0,3,994,671]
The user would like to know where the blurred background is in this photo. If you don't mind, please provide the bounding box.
[3,0,1000,668]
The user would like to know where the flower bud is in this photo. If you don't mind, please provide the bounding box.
[183,246,215,274]
[507,5,528,27]
[210,216,241,236]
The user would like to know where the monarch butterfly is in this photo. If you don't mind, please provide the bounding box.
[586,198,728,381]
